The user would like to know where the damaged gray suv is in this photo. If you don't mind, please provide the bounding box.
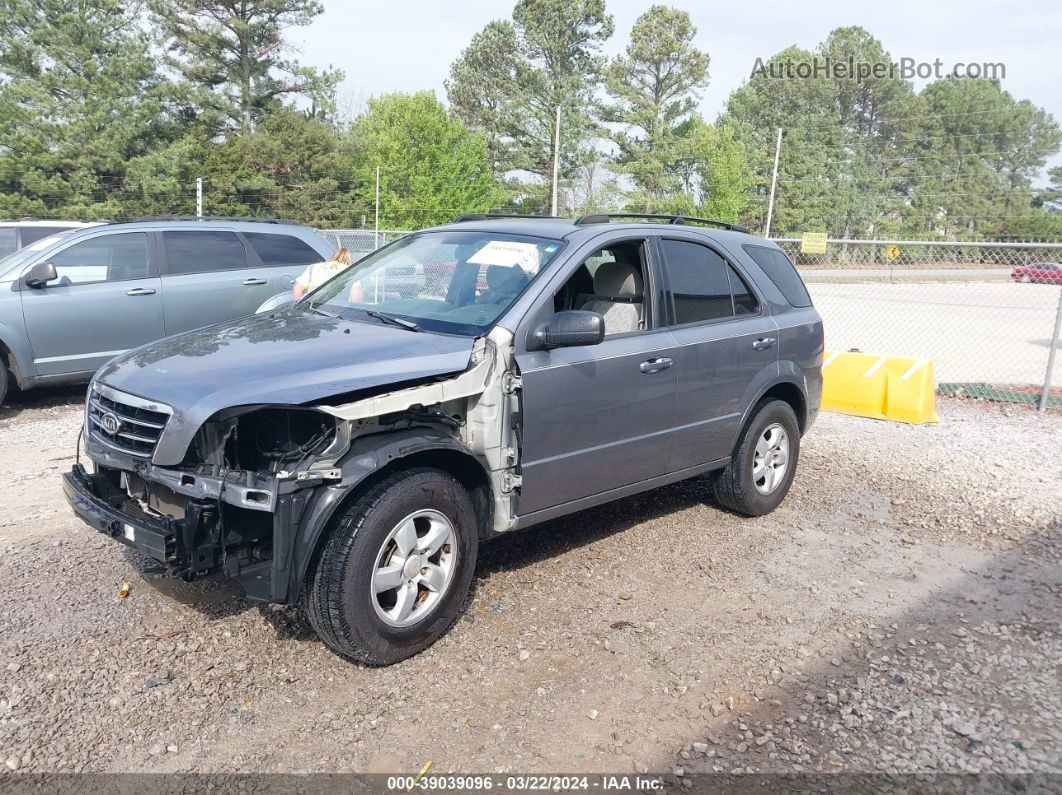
[64,213,823,665]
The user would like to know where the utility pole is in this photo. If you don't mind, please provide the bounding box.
[374,166,380,249]
[195,177,203,220]
[551,105,561,216]
[764,128,782,238]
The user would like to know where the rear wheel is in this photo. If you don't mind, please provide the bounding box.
[711,399,801,517]
[0,362,8,406]
[305,467,478,666]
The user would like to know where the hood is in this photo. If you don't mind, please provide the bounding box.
[95,309,475,465]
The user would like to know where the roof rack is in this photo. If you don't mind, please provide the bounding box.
[112,215,297,225]
[574,213,750,233]
[453,213,567,223]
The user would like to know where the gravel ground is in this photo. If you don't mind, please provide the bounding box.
[0,387,1059,779]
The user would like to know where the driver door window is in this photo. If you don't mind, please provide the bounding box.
[49,233,150,284]
[552,240,652,336]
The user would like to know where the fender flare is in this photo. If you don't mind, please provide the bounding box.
[278,428,488,602]
[734,361,808,442]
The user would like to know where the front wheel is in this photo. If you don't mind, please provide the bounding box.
[0,363,9,406]
[711,399,801,517]
[305,467,478,666]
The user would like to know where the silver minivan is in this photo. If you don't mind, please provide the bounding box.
[0,219,334,404]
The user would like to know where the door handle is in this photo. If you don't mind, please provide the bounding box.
[242,277,268,286]
[752,337,776,350]
[125,287,156,296]
[639,356,673,374]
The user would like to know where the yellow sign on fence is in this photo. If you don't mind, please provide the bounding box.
[800,232,828,254]
[886,244,901,260]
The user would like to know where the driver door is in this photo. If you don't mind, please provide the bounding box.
[513,235,679,517]
[20,231,165,377]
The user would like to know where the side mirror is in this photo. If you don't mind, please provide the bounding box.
[25,261,58,288]
[530,310,605,350]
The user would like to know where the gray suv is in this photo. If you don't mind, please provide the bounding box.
[0,219,333,403]
[63,213,823,666]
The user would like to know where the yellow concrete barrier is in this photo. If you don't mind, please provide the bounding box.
[821,349,940,424]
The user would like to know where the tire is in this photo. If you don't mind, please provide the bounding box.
[305,467,478,666]
[1021,275,1032,283]
[0,363,8,406]
[711,399,801,517]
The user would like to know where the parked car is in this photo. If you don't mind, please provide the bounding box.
[63,213,823,665]
[0,218,334,404]
[0,219,101,258]
[1011,262,1062,284]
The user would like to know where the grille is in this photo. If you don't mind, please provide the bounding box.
[87,383,172,459]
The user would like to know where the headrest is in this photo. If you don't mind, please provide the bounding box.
[593,260,643,299]
[486,264,527,291]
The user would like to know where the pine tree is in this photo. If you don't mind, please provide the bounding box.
[149,0,341,133]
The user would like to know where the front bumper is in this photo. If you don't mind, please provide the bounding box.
[64,462,321,603]
[63,464,176,563]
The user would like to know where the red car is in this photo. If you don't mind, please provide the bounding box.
[1011,262,1062,283]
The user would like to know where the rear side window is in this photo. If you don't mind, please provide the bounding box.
[662,239,753,324]
[743,245,812,307]
[20,226,72,246]
[728,265,759,315]
[163,231,247,274]
[244,232,323,267]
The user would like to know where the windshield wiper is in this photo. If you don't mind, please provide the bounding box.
[366,310,420,332]
[307,302,339,318]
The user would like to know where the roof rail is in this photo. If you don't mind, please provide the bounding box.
[574,213,751,233]
[112,215,297,225]
[452,213,567,223]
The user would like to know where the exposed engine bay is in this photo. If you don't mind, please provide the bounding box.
[74,326,521,598]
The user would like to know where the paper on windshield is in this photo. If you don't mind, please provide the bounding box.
[468,240,542,271]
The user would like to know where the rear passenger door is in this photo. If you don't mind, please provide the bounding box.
[158,229,274,334]
[243,231,329,300]
[657,236,779,472]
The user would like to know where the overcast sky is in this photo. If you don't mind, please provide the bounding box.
[293,0,1061,172]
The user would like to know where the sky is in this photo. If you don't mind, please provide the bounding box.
[293,0,1062,176]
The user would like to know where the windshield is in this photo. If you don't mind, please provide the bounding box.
[305,230,564,336]
[0,233,74,279]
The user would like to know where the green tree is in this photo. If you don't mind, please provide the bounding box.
[669,121,753,222]
[445,20,522,175]
[0,0,178,219]
[149,0,341,133]
[722,28,916,237]
[603,5,709,212]
[120,109,361,225]
[903,78,1060,239]
[448,0,613,194]
[351,92,505,229]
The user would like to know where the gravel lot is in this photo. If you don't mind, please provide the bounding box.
[0,387,1059,779]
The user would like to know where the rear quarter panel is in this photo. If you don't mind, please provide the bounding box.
[716,238,823,428]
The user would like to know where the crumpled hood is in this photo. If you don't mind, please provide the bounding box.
[94,309,475,465]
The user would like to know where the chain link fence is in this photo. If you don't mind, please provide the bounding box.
[320,229,1062,409]
[773,239,1062,409]
[319,228,409,259]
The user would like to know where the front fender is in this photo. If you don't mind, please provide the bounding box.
[275,428,483,603]
[0,313,33,387]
